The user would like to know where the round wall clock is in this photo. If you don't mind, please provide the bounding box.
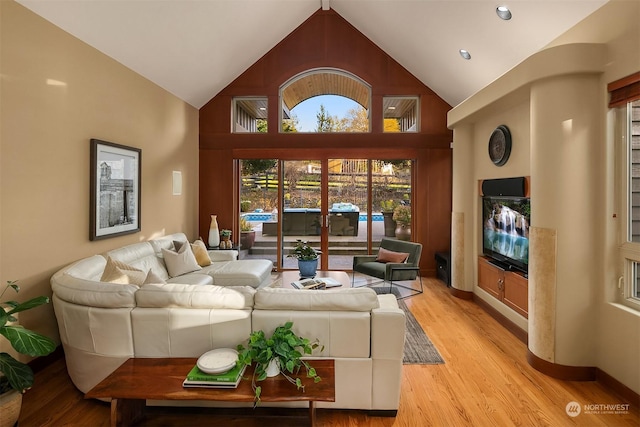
[488,125,512,166]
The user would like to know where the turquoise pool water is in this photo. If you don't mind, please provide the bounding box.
[242,213,384,222]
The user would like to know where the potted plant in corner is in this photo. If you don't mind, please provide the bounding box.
[236,321,323,405]
[239,217,256,250]
[288,240,321,278]
[1,280,56,427]
[393,205,412,241]
[380,200,399,237]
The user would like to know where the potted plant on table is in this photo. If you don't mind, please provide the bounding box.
[239,217,256,250]
[288,240,321,278]
[236,321,323,405]
[392,205,412,241]
[1,280,56,427]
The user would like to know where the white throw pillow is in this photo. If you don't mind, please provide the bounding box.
[162,243,202,277]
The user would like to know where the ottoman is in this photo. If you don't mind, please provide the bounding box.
[202,259,273,288]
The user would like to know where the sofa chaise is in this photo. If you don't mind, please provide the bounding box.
[50,233,407,413]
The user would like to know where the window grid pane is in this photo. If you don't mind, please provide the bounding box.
[633,261,640,300]
[629,100,640,242]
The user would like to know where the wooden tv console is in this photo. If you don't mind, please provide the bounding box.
[477,256,528,318]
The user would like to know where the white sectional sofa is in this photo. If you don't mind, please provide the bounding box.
[50,232,407,413]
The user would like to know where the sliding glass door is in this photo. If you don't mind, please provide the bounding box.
[281,160,323,269]
[327,159,368,270]
[239,157,412,272]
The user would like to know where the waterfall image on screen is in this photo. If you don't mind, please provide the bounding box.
[482,197,530,271]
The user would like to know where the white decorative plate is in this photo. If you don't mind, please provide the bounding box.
[196,348,239,374]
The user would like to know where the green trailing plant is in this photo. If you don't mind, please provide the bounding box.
[393,205,411,224]
[236,322,323,404]
[287,240,320,261]
[0,281,56,394]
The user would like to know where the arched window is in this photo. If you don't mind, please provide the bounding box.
[279,68,371,133]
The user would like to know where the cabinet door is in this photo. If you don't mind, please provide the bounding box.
[478,259,504,300]
[503,272,528,318]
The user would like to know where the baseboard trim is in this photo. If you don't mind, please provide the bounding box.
[472,294,528,344]
[29,345,64,374]
[527,350,596,381]
[596,367,640,406]
[449,287,473,300]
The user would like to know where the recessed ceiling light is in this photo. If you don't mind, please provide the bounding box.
[459,49,471,60]
[496,5,512,20]
[259,107,266,111]
[388,106,396,110]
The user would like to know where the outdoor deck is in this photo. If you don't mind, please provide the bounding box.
[241,216,390,270]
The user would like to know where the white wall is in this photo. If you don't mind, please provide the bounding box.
[448,0,640,394]
[0,1,200,355]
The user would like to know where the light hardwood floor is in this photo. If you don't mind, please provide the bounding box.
[19,278,639,426]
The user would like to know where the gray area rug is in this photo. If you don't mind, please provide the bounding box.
[398,299,445,364]
[372,287,445,364]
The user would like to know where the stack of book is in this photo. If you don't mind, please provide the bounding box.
[291,277,342,290]
[182,363,246,388]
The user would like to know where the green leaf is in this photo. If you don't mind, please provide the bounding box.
[307,367,316,377]
[295,378,303,389]
[285,360,294,373]
[283,321,293,329]
[0,326,56,357]
[314,376,322,383]
[0,352,33,392]
[5,296,50,315]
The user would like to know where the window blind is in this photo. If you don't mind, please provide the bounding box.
[608,72,640,108]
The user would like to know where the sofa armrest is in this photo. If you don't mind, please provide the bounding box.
[371,295,405,360]
[386,264,420,281]
[208,250,238,262]
[353,255,377,268]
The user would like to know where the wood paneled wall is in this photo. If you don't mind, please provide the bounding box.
[199,8,453,275]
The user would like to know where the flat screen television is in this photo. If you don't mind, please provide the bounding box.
[481,196,530,273]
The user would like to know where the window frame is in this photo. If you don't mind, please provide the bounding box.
[383,96,420,133]
[617,99,640,309]
[232,97,268,133]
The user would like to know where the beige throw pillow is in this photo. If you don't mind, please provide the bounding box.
[101,257,147,285]
[191,239,212,266]
[143,269,167,285]
[162,243,202,277]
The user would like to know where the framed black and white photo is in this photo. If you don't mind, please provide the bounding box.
[90,139,141,240]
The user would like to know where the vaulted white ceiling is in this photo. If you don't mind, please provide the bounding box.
[17,0,609,109]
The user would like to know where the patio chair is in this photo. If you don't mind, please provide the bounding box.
[352,238,423,297]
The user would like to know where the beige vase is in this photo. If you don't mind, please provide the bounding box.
[208,215,220,248]
[0,390,22,427]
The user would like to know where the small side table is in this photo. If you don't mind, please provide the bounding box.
[209,245,240,251]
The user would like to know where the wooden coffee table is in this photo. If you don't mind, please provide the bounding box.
[85,358,335,427]
[279,270,351,289]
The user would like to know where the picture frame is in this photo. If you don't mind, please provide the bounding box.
[90,139,141,240]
